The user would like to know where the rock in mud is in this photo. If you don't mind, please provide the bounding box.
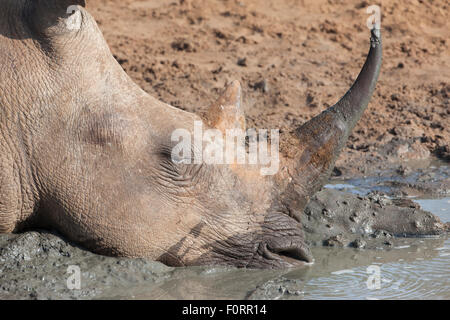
[246,277,304,300]
[349,238,366,249]
[303,188,448,249]
[323,234,348,247]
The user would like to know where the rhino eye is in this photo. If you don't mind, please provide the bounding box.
[156,146,203,188]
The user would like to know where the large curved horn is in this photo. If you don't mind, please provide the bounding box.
[282,28,382,205]
[323,28,382,133]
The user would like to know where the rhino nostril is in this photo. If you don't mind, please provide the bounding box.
[277,247,314,263]
[263,241,314,264]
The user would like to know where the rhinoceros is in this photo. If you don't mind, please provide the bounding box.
[0,0,387,268]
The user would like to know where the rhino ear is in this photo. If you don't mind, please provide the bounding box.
[203,80,246,132]
[30,1,87,34]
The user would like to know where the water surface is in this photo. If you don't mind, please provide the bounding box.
[106,194,449,300]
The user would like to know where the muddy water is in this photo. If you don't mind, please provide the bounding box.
[299,200,450,300]
[117,197,448,300]
[326,159,450,198]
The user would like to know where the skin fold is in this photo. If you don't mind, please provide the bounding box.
[1,1,438,269]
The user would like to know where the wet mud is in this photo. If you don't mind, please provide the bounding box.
[1,178,448,299]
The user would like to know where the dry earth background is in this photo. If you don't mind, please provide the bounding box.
[89,0,448,175]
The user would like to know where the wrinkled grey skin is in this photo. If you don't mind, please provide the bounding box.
[1,1,438,269]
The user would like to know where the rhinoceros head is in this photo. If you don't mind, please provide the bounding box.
[0,1,381,268]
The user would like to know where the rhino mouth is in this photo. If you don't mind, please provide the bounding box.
[260,239,314,266]
[259,210,314,266]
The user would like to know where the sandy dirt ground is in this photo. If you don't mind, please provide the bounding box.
[87,0,449,177]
